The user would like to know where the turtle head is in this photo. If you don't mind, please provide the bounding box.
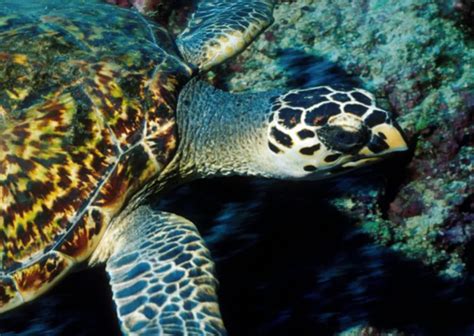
[174,81,407,181]
[265,86,408,179]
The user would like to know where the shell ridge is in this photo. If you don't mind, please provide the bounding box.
[134,10,158,47]
[48,158,120,253]
[44,84,124,257]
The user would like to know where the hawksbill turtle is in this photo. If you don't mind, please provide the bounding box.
[0,0,408,334]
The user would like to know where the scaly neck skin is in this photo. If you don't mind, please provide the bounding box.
[172,79,283,180]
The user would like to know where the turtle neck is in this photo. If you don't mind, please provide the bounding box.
[172,79,284,180]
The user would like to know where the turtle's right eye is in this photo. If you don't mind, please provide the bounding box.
[317,124,369,154]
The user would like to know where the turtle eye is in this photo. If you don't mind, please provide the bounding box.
[317,125,369,154]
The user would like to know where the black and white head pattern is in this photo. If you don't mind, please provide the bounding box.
[266,86,406,177]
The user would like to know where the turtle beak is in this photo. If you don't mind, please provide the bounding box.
[342,122,408,168]
[372,122,408,153]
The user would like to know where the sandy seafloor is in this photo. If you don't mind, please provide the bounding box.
[0,0,473,335]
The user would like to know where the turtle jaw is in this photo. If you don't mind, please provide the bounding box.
[320,121,408,177]
[343,120,408,166]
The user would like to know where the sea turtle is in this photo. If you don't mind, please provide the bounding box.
[0,0,408,334]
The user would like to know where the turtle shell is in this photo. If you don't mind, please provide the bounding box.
[0,0,192,309]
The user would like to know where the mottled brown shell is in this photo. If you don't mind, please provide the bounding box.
[0,1,192,311]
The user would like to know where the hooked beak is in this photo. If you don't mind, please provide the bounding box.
[343,122,408,168]
[372,122,408,153]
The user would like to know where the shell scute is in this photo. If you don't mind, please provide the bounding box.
[82,62,147,151]
[92,144,157,211]
[0,89,119,269]
[0,276,23,313]
[12,251,73,302]
[58,207,108,262]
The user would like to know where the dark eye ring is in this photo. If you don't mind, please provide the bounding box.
[317,125,369,153]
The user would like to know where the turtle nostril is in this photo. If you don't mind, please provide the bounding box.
[318,125,369,153]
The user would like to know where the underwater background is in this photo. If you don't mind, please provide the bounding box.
[0,0,473,335]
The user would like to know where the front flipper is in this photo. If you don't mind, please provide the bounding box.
[177,0,275,72]
[105,206,225,335]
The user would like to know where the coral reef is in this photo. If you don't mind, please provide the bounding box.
[452,0,474,30]
[339,325,405,336]
[104,0,190,25]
